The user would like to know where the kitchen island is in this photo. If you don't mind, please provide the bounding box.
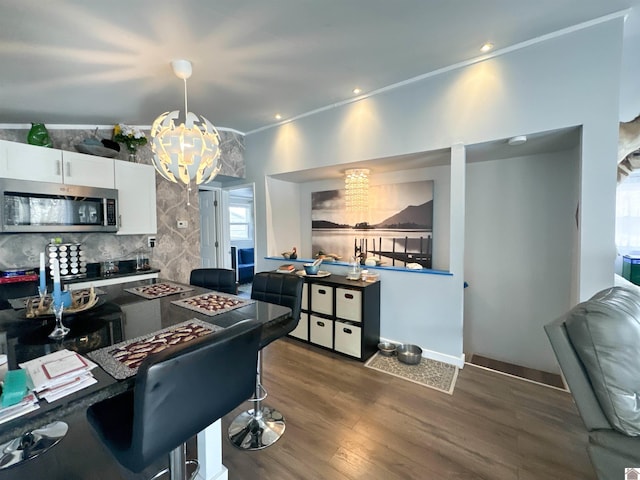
[0,277,291,479]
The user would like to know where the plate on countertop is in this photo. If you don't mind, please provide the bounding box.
[295,270,331,278]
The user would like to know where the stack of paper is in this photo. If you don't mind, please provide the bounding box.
[19,349,98,403]
[0,392,39,425]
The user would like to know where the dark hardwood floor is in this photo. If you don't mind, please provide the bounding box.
[3,338,594,480]
[221,339,594,479]
[469,354,566,389]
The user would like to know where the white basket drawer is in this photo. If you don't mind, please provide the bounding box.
[309,315,333,348]
[311,284,333,315]
[301,283,309,310]
[289,312,309,341]
[335,288,362,322]
[334,321,362,358]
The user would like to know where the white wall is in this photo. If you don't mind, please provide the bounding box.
[245,19,624,366]
[464,148,579,373]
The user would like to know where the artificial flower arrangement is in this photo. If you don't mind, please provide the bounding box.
[113,123,148,153]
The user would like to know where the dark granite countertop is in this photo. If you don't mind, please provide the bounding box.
[0,278,290,444]
[0,260,160,310]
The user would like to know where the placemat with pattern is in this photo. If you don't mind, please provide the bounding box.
[87,319,223,379]
[171,293,254,316]
[124,282,194,299]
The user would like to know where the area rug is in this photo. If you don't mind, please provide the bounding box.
[365,352,459,395]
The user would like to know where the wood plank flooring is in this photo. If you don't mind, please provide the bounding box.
[222,339,594,480]
[469,354,565,389]
[3,338,594,479]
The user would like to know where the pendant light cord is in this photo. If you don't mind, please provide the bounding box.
[183,78,189,119]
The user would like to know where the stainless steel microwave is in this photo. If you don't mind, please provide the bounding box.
[0,179,118,233]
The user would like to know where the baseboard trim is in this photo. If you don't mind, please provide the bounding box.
[379,337,465,368]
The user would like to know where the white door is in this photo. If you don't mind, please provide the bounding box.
[219,189,232,269]
[199,189,222,268]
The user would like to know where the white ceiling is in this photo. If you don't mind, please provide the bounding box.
[1,0,640,134]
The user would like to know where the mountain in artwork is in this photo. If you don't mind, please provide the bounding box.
[377,201,433,229]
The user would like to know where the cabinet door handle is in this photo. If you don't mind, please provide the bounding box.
[345,293,354,299]
[56,160,61,176]
[317,321,325,327]
[318,289,326,295]
[118,214,122,228]
[343,328,352,334]
[65,161,71,177]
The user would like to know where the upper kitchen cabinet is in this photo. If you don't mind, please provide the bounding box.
[0,139,62,183]
[60,150,115,189]
[115,161,157,235]
[0,140,115,188]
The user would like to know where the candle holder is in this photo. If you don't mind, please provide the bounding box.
[48,303,70,340]
[37,286,48,312]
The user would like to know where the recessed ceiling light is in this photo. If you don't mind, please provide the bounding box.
[353,87,362,95]
[480,42,494,53]
[507,135,527,146]
[274,114,282,120]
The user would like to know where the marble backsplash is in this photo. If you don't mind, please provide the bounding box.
[0,126,245,283]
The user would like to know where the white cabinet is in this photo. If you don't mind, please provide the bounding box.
[0,140,62,182]
[0,140,114,188]
[115,161,157,235]
[61,150,115,188]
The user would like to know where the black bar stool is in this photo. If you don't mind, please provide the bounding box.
[228,272,304,450]
[87,319,262,480]
[189,268,238,295]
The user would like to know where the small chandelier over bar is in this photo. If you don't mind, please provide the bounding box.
[151,60,221,199]
[344,168,370,223]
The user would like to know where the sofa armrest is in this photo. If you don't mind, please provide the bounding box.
[544,315,611,431]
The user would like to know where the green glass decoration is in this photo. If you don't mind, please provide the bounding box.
[27,123,53,148]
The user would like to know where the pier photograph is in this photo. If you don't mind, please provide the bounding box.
[311,180,434,268]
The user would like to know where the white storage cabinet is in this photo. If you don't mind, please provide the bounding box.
[290,274,380,362]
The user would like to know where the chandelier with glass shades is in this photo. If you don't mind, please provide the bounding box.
[151,60,221,201]
[344,168,370,221]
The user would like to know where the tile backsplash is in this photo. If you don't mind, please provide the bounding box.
[0,126,245,283]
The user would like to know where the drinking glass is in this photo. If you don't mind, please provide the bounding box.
[48,302,70,340]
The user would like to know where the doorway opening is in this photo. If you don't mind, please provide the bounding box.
[228,185,255,297]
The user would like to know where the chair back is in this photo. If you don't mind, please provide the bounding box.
[251,272,304,347]
[131,319,262,470]
[190,268,237,295]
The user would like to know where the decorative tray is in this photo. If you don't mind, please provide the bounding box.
[296,270,331,278]
[124,282,193,299]
[74,143,119,158]
[25,288,100,318]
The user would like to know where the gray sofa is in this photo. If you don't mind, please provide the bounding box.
[545,286,640,480]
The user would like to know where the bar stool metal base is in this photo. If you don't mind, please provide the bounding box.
[228,407,285,450]
[149,443,199,480]
[0,421,68,469]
